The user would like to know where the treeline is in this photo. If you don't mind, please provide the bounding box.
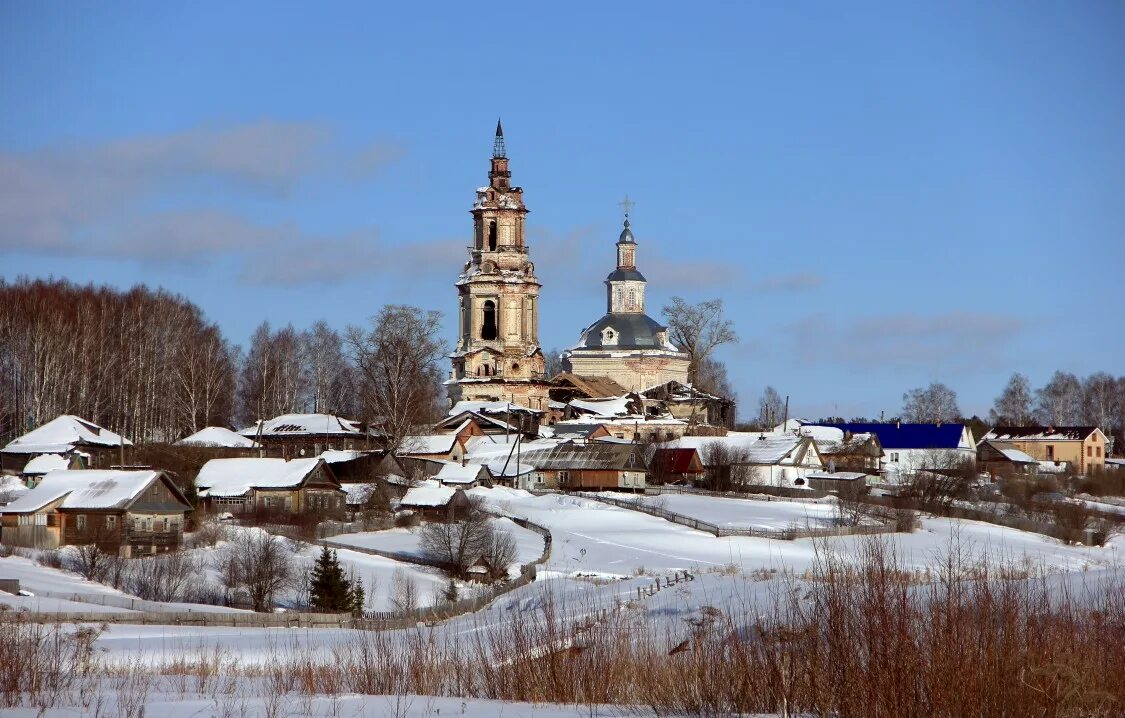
[0,277,236,443]
[0,278,445,448]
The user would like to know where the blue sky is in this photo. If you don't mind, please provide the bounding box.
[2,1,1123,420]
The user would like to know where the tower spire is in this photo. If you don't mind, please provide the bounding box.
[492,118,506,158]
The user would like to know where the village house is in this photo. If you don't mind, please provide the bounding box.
[811,422,976,478]
[804,471,870,496]
[434,461,493,488]
[238,413,378,457]
[983,426,1107,476]
[319,449,405,484]
[661,433,826,489]
[397,483,472,522]
[521,442,647,492]
[976,439,1040,479]
[1,415,131,474]
[794,425,883,474]
[648,447,706,485]
[194,457,345,516]
[0,469,191,556]
[20,453,84,487]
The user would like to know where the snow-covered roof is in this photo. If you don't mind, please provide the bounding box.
[400,434,458,455]
[400,484,457,507]
[238,413,366,438]
[660,433,810,465]
[569,397,633,418]
[797,426,845,442]
[2,415,131,455]
[1,470,163,514]
[22,453,72,475]
[463,435,564,463]
[319,449,363,464]
[448,400,542,416]
[340,482,379,506]
[999,447,1038,464]
[986,426,1099,442]
[484,458,535,477]
[175,426,259,448]
[194,457,323,498]
[435,462,487,485]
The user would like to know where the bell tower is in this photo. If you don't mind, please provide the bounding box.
[447,121,550,411]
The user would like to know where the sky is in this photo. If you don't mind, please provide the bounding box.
[2,1,1123,421]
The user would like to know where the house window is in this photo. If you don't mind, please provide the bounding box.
[890,452,899,462]
[1097,447,1102,458]
[1087,446,1093,457]
[482,301,498,340]
[162,517,169,531]
[1046,445,1055,460]
[75,515,86,531]
[106,515,116,529]
[558,470,570,484]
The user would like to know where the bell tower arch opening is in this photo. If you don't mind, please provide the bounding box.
[488,220,497,250]
[481,300,498,340]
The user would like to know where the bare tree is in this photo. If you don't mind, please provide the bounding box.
[700,441,753,492]
[389,568,418,612]
[902,450,976,510]
[346,305,446,454]
[1082,372,1116,440]
[902,382,960,424]
[661,297,737,386]
[126,550,204,602]
[302,321,356,416]
[694,357,733,399]
[758,386,784,428]
[1035,371,1083,426]
[542,347,565,380]
[418,496,495,578]
[990,373,1034,426]
[216,530,295,612]
[482,528,519,580]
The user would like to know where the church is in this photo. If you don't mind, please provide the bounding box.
[446,123,697,412]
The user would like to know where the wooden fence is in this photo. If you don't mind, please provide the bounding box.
[581,493,894,540]
[1,516,555,629]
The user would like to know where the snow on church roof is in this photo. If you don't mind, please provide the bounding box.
[2,415,130,455]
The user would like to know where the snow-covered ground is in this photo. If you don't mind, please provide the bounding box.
[470,487,1122,578]
[326,517,546,575]
[596,490,854,530]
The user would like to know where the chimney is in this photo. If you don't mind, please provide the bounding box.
[896,420,901,430]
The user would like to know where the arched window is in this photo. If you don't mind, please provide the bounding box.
[482,300,498,340]
[488,221,497,251]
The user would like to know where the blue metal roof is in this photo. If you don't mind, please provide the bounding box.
[815,422,967,450]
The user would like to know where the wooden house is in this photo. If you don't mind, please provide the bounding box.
[238,413,379,457]
[977,439,1039,479]
[434,461,493,488]
[194,457,345,516]
[0,470,190,556]
[1,415,131,474]
[397,483,471,522]
[649,447,705,485]
[522,442,647,492]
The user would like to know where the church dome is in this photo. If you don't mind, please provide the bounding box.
[618,218,635,244]
[576,312,672,349]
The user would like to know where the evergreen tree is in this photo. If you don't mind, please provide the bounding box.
[309,546,351,611]
[347,570,366,617]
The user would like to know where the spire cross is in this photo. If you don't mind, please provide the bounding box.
[618,194,635,218]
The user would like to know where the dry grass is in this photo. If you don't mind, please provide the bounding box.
[3,538,1123,716]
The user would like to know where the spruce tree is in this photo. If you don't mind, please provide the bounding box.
[348,573,366,617]
[309,546,350,611]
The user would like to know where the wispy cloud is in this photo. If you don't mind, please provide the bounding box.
[786,311,1025,372]
[0,121,404,255]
